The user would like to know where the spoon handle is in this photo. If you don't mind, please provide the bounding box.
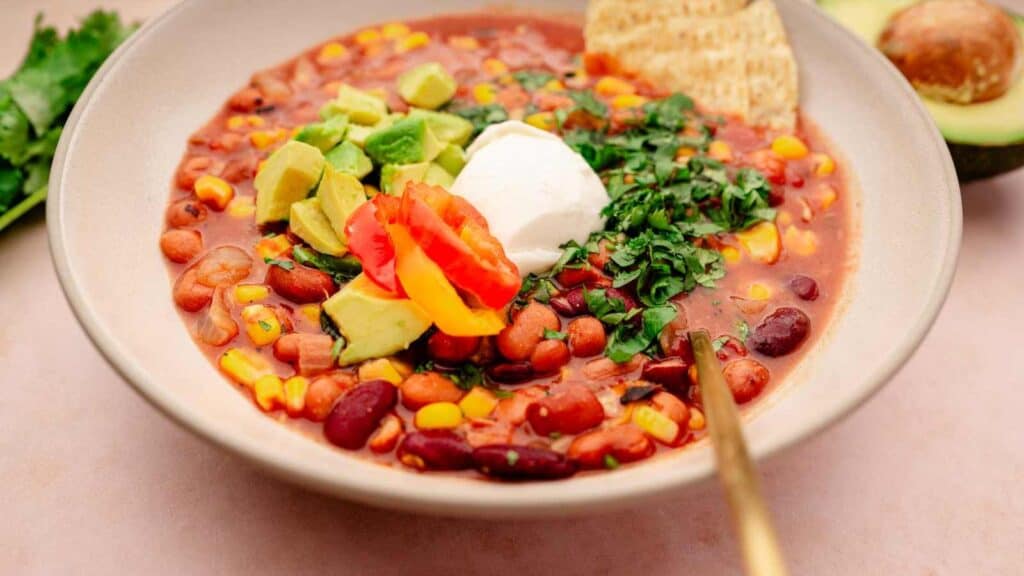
[690,330,788,576]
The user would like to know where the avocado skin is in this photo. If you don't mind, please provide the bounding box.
[948,142,1024,182]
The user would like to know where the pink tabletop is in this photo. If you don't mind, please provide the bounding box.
[2,2,1022,574]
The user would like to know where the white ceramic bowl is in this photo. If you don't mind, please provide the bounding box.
[48,0,961,517]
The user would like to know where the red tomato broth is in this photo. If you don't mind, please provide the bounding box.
[162,15,854,479]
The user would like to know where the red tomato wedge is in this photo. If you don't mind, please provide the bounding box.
[399,183,521,309]
[344,197,401,294]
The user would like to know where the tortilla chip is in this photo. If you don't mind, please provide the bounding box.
[585,0,799,129]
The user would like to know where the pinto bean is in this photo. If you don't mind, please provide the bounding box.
[273,333,302,363]
[651,391,690,427]
[568,425,655,470]
[485,362,534,384]
[566,317,606,357]
[641,358,690,396]
[160,229,203,264]
[176,156,223,190]
[748,307,810,357]
[582,354,646,381]
[492,386,546,426]
[790,275,820,301]
[228,87,265,112]
[252,71,292,103]
[166,199,208,228]
[473,445,578,480]
[368,414,404,454]
[304,373,355,422]
[723,359,770,404]
[400,372,463,410]
[496,303,560,361]
[465,420,513,448]
[530,340,571,374]
[323,380,397,450]
[427,332,481,364]
[526,384,604,436]
[266,263,337,304]
[221,155,260,184]
[397,431,473,471]
[173,268,215,312]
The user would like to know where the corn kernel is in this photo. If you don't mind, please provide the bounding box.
[299,304,321,325]
[525,112,556,131]
[227,196,256,219]
[611,94,648,110]
[708,140,733,163]
[735,221,782,265]
[777,210,793,227]
[448,35,480,50]
[595,76,635,97]
[241,304,282,347]
[632,405,680,445]
[283,376,309,417]
[458,388,498,419]
[219,348,273,388]
[818,184,838,211]
[415,402,464,430]
[771,135,809,160]
[396,31,430,53]
[364,185,381,198]
[390,359,414,378]
[317,42,348,64]
[194,175,234,211]
[253,374,285,412]
[472,83,497,105]
[358,358,404,385]
[255,235,292,260]
[543,79,566,92]
[227,115,246,130]
[749,283,772,301]
[250,130,283,150]
[813,153,835,176]
[783,226,819,257]
[234,284,270,304]
[721,246,742,265]
[483,58,508,76]
[246,115,265,128]
[689,408,706,431]
[676,147,697,162]
[381,22,411,39]
[355,28,382,46]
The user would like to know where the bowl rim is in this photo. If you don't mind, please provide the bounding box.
[47,0,962,517]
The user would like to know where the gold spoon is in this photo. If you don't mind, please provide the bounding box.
[689,330,789,576]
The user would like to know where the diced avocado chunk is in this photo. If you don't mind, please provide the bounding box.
[294,115,349,152]
[322,84,388,126]
[424,163,455,189]
[324,275,432,365]
[317,165,367,241]
[397,63,457,110]
[435,143,467,176]
[255,141,325,225]
[407,108,474,146]
[380,162,430,194]
[365,117,443,166]
[345,113,402,148]
[325,141,373,179]
[290,198,346,256]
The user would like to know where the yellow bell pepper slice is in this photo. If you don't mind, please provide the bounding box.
[388,223,506,337]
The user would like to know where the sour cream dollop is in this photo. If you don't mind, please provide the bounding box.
[450,121,608,277]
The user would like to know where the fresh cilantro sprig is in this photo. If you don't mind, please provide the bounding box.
[292,245,362,284]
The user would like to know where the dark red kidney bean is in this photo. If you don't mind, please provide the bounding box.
[768,185,786,206]
[266,263,337,304]
[748,307,811,357]
[427,332,480,364]
[397,431,473,471]
[790,275,820,301]
[555,265,607,289]
[604,288,638,311]
[323,380,397,450]
[228,87,265,112]
[486,362,534,384]
[549,289,587,317]
[641,358,690,395]
[723,359,770,404]
[473,445,577,480]
[527,384,604,436]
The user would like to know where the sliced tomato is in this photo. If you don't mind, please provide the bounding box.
[344,197,401,294]
[399,183,521,309]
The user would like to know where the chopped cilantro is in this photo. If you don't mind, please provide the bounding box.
[505,449,520,467]
[512,70,557,91]
[257,320,273,332]
[446,103,509,138]
[712,336,731,352]
[293,245,361,284]
[604,454,621,470]
[492,389,515,400]
[264,258,295,271]
[320,310,343,340]
[735,319,751,342]
[329,337,345,362]
[567,90,609,120]
[543,328,567,341]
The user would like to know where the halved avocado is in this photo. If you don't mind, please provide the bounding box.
[821,0,1024,180]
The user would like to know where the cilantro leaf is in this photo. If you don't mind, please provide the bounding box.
[447,103,509,139]
[293,245,362,284]
[512,70,557,92]
[543,328,567,341]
